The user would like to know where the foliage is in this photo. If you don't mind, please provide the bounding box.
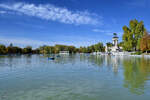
[140,33,150,52]
[79,42,105,53]
[106,42,113,47]
[118,42,124,47]
[22,46,32,54]
[131,51,142,55]
[6,46,22,54]
[122,19,146,51]
[0,44,33,55]
[39,44,76,54]
[0,44,6,54]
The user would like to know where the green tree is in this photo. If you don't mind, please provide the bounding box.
[68,46,76,53]
[94,42,105,52]
[22,46,32,54]
[43,46,55,54]
[106,42,113,47]
[79,42,105,53]
[122,19,146,51]
[118,42,124,47]
[0,44,6,54]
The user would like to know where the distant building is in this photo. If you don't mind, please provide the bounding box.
[105,34,123,53]
[59,51,69,54]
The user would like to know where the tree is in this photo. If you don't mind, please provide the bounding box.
[122,19,146,51]
[68,46,76,53]
[118,42,124,47]
[43,46,55,54]
[106,42,113,47]
[79,42,105,53]
[22,46,32,54]
[94,42,105,52]
[0,44,6,54]
[6,46,13,54]
[140,33,150,53]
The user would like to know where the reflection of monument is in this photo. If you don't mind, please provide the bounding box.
[104,56,120,74]
[105,33,122,53]
[112,56,119,74]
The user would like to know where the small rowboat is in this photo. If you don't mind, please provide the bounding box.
[48,57,55,60]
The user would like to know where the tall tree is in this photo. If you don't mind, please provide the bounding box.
[122,26,133,51]
[122,19,146,51]
[140,33,150,53]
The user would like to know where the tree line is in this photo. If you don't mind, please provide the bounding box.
[0,42,105,55]
[79,42,105,53]
[0,43,34,55]
[38,42,105,54]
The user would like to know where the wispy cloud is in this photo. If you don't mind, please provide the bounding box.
[0,35,105,48]
[92,29,123,37]
[0,10,7,14]
[126,0,147,7]
[92,29,111,33]
[0,3,101,25]
[0,36,53,48]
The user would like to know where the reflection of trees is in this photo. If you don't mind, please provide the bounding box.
[123,57,150,95]
[87,55,104,67]
[24,54,32,65]
[80,55,122,73]
[54,54,76,65]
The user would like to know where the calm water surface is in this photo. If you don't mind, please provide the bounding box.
[0,54,150,100]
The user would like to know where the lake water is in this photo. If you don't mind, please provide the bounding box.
[0,54,150,100]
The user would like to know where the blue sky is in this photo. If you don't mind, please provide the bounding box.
[0,0,150,48]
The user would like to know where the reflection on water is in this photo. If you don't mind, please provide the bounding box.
[0,54,150,100]
[123,57,150,95]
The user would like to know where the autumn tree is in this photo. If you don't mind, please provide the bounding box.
[140,33,150,53]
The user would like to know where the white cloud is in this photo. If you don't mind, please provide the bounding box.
[0,10,7,14]
[92,29,111,33]
[0,36,53,48]
[92,29,123,37]
[0,3,101,25]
